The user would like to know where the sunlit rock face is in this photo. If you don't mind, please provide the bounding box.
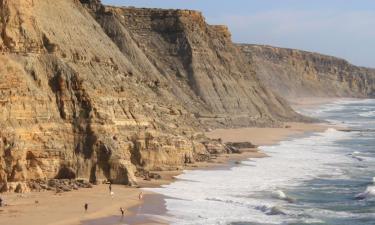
[0,0,302,192]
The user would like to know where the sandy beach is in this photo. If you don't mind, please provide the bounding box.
[121,122,332,225]
[0,183,146,225]
[0,150,268,225]
[0,123,328,225]
[0,120,334,225]
[206,122,330,146]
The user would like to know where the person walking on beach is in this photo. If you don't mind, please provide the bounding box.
[109,183,112,192]
[139,191,143,200]
[120,207,125,216]
[84,203,88,212]
[0,197,3,207]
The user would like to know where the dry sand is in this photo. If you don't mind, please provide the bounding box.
[206,122,330,146]
[0,184,146,225]
[0,99,340,225]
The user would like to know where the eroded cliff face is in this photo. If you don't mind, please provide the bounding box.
[0,0,301,192]
[240,44,375,99]
[85,5,303,127]
[0,0,206,192]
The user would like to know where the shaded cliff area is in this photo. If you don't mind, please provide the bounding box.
[0,0,302,192]
[240,44,375,99]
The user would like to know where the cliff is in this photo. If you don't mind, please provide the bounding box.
[0,0,301,192]
[240,44,375,99]
[87,5,302,127]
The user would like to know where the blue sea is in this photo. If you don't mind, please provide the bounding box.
[145,99,375,225]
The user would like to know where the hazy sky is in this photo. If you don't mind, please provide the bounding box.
[102,0,375,68]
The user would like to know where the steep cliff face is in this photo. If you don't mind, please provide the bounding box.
[0,0,301,192]
[0,0,206,192]
[86,5,302,127]
[240,44,375,99]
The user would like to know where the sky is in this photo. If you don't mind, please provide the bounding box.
[102,0,375,68]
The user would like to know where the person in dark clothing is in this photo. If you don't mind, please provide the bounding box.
[109,183,112,192]
[0,197,3,207]
[84,203,88,212]
[120,207,125,216]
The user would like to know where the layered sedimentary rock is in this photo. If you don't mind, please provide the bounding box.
[85,4,303,127]
[0,0,202,192]
[0,0,300,192]
[240,44,375,99]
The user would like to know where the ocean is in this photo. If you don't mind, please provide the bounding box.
[145,99,375,225]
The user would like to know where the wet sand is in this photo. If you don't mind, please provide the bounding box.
[82,194,169,225]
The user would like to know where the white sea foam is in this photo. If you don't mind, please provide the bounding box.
[300,99,375,130]
[142,99,375,224]
[359,111,375,118]
[355,186,375,200]
[147,128,353,225]
[302,99,375,115]
[365,186,375,196]
[272,190,287,200]
[334,99,375,105]
[306,104,345,116]
[348,153,365,162]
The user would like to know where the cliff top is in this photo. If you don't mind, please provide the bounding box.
[240,44,375,71]
[102,4,232,39]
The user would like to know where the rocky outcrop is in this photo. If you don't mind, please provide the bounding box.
[240,44,375,99]
[0,0,303,192]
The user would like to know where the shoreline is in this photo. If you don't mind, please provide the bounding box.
[0,98,342,225]
[0,122,335,225]
[112,122,336,225]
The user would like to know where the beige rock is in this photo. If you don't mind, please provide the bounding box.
[7,182,30,193]
[239,44,375,99]
[89,5,303,127]
[0,0,304,192]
